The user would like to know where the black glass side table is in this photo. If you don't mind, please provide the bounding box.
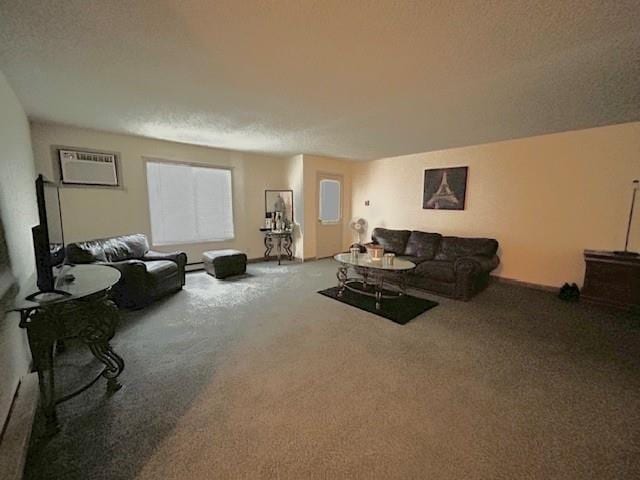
[9,264,124,435]
[260,228,294,265]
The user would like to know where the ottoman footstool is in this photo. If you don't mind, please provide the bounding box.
[203,249,247,279]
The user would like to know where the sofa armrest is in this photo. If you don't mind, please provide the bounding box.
[454,255,500,274]
[142,250,187,266]
[101,259,148,277]
[142,250,187,286]
[96,260,149,308]
[409,255,433,265]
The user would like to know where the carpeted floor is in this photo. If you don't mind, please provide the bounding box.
[25,259,640,479]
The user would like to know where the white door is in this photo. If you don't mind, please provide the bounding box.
[316,174,343,258]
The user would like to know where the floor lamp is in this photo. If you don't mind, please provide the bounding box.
[615,179,639,257]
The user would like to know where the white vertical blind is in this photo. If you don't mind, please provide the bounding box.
[146,161,234,245]
[319,178,341,223]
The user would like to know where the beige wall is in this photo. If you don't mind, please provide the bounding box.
[0,71,36,433]
[25,119,640,286]
[352,122,640,288]
[30,122,290,262]
[302,155,353,259]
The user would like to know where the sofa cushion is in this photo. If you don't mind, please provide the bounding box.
[397,255,429,266]
[145,260,178,279]
[120,234,149,259]
[66,234,150,263]
[102,234,149,262]
[66,240,108,263]
[414,260,456,282]
[434,237,499,261]
[404,231,442,259]
[371,228,411,255]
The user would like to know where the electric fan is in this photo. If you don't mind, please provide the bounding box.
[348,218,367,244]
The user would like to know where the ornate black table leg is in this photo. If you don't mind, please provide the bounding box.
[264,235,274,260]
[375,277,384,310]
[337,266,348,297]
[75,295,125,393]
[283,234,293,260]
[37,345,59,436]
[276,236,282,265]
[398,272,408,297]
[23,309,62,436]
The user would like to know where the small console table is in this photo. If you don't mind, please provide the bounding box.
[260,228,293,265]
[9,264,124,435]
[582,250,640,311]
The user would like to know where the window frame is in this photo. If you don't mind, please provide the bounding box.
[318,176,343,225]
[143,157,236,248]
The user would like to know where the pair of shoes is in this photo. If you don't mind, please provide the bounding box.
[559,282,580,302]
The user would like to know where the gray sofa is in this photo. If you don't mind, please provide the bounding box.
[370,227,500,300]
[65,234,187,309]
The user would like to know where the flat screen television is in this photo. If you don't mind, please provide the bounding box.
[29,174,67,299]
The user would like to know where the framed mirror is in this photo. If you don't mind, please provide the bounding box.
[265,190,294,224]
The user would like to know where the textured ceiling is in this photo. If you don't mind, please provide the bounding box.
[1,0,639,160]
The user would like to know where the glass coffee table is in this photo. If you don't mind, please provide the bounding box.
[333,253,416,310]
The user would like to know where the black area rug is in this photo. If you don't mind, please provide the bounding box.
[318,285,438,325]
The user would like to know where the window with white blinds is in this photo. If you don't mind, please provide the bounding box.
[146,160,234,245]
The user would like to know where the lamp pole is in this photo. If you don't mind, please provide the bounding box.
[616,179,639,257]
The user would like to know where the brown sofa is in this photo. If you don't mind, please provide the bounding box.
[370,227,500,300]
[65,234,187,309]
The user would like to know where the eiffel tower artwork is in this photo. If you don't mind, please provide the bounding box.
[423,167,468,210]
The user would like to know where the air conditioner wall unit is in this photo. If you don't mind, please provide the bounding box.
[58,149,120,186]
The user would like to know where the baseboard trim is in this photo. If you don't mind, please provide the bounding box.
[247,257,270,264]
[492,275,557,293]
[251,256,305,263]
[186,256,304,273]
[0,373,39,480]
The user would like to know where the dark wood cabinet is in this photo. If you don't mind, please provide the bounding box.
[582,250,640,310]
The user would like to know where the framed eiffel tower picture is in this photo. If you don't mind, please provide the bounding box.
[423,166,468,210]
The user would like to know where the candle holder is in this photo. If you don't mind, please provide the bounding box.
[366,244,384,262]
